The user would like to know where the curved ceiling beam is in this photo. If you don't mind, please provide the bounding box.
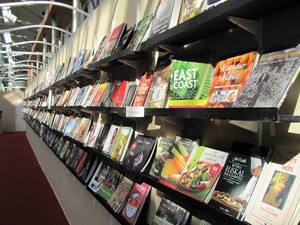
[1,41,60,49]
[11,59,44,65]
[0,51,52,56]
[0,1,89,17]
[0,24,72,36]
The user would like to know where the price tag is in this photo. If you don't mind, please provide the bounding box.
[126,106,144,118]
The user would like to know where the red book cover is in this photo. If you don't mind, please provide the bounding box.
[131,72,154,107]
[90,83,108,107]
[111,80,128,107]
[102,23,126,58]
[121,182,151,225]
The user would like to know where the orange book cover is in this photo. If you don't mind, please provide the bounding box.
[205,51,257,108]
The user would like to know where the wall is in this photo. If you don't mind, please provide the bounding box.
[0,91,25,132]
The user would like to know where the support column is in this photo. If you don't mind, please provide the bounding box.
[72,0,80,33]
[51,17,57,54]
[43,36,47,66]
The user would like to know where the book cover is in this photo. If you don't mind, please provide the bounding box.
[97,168,122,201]
[245,146,300,225]
[149,0,176,38]
[123,135,157,172]
[233,45,300,108]
[75,117,91,143]
[159,136,198,189]
[72,49,86,73]
[81,82,99,107]
[101,124,121,156]
[65,146,80,166]
[152,197,188,225]
[206,51,257,108]
[70,148,85,170]
[75,151,89,175]
[107,177,134,212]
[110,126,134,162]
[131,72,154,107]
[122,83,137,107]
[176,146,229,202]
[178,0,227,24]
[178,0,206,24]
[86,123,103,148]
[113,25,135,54]
[88,161,109,193]
[121,182,151,225]
[91,34,110,63]
[144,64,171,108]
[101,23,126,59]
[63,116,76,137]
[208,142,270,220]
[128,14,153,52]
[149,137,174,180]
[111,80,128,107]
[79,154,96,182]
[169,59,212,108]
[90,82,109,107]
[94,124,111,151]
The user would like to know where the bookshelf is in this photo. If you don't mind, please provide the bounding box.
[23,0,300,225]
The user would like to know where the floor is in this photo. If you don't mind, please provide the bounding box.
[0,132,70,225]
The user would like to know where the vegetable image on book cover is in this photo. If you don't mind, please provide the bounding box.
[169,59,212,108]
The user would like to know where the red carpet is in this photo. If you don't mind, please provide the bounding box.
[0,132,69,225]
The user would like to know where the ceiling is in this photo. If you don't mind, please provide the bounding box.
[0,0,92,91]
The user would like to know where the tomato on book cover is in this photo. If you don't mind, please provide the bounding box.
[176,146,228,202]
[111,80,128,107]
[159,136,198,189]
[169,59,212,108]
[205,51,257,108]
[121,182,151,225]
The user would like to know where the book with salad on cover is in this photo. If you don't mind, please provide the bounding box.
[244,146,300,225]
[149,136,174,180]
[121,182,151,225]
[176,145,229,202]
[233,44,300,108]
[169,59,212,108]
[205,51,257,108]
[159,136,198,189]
[107,177,133,212]
[208,141,270,220]
[144,64,171,108]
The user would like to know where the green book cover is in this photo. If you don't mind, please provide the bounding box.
[169,59,212,108]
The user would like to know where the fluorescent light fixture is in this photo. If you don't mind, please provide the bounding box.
[3,32,13,44]
[2,7,17,23]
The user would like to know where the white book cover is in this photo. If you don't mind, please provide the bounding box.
[245,146,300,225]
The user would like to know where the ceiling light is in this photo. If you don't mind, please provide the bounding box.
[2,7,17,23]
